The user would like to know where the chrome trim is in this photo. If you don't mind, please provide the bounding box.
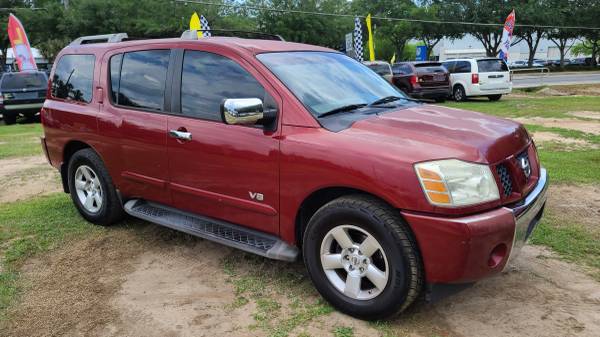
[221,98,264,125]
[4,103,44,110]
[503,167,548,267]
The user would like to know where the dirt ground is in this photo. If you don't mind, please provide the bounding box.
[0,156,62,203]
[1,155,600,337]
[531,131,598,150]
[515,117,600,135]
[3,225,600,337]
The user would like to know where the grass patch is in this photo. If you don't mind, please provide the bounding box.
[531,213,600,281]
[0,124,43,159]
[537,149,600,184]
[221,253,334,337]
[442,95,600,119]
[333,326,354,337]
[0,193,97,319]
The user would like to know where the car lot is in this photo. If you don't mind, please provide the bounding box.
[1,85,600,336]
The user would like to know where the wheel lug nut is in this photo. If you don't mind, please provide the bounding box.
[349,265,354,270]
[359,267,364,272]
[344,255,349,260]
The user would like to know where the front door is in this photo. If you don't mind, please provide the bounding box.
[167,49,281,234]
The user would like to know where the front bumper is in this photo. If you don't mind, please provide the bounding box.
[402,168,548,284]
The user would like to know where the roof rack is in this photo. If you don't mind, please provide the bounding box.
[181,29,285,41]
[69,33,129,46]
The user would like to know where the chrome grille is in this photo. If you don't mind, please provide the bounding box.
[496,164,512,197]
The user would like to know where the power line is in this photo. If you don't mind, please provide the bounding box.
[175,0,600,31]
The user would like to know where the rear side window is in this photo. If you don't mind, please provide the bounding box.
[1,72,47,90]
[116,50,170,111]
[454,61,472,73]
[52,54,95,103]
[477,59,509,72]
[180,50,268,121]
[392,64,412,74]
[367,64,391,76]
[442,61,455,72]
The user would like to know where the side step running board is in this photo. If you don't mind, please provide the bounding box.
[124,199,298,262]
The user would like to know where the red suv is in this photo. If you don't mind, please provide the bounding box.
[41,32,548,320]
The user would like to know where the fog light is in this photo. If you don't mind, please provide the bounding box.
[488,243,507,268]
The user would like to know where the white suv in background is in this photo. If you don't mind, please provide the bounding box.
[442,58,512,102]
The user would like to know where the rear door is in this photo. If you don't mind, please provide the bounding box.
[477,59,510,91]
[166,48,281,234]
[99,49,173,205]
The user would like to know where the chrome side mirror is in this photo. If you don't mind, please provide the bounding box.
[221,98,266,126]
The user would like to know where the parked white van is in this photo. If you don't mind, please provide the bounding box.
[442,58,512,101]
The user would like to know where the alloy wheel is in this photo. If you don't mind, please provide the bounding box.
[74,165,103,213]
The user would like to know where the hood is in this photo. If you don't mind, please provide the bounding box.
[344,104,530,164]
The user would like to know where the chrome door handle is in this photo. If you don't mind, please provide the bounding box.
[169,130,192,141]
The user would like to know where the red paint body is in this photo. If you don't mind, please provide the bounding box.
[42,38,542,285]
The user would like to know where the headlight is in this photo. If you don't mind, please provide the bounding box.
[415,159,499,207]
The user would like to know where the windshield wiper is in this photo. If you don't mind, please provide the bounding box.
[368,95,421,106]
[318,103,367,118]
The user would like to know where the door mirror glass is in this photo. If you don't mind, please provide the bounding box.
[221,98,266,126]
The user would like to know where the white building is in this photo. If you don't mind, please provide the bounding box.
[433,34,586,61]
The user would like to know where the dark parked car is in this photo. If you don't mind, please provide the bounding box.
[391,62,450,102]
[0,71,48,125]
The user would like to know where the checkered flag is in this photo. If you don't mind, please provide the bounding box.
[200,15,211,37]
[353,17,364,62]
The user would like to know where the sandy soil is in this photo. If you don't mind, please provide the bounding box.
[531,131,598,150]
[568,111,600,120]
[515,117,600,135]
[546,184,600,235]
[3,223,600,337]
[0,156,62,203]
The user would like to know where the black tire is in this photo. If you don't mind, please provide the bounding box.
[302,195,423,320]
[453,85,467,102]
[67,148,124,226]
[3,112,17,125]
[488,94,502,101]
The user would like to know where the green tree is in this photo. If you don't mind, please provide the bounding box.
[352,0,417,61]
[413,1,464,60]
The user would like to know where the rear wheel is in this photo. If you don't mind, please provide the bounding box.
[68,148,124,226]
[3,112,17,125]
[303,195,423,320]
[488,94,502,101]
[453,85,467,102]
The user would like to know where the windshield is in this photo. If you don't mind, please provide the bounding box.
[367,64,391,76]
[477,59,508,72]
[257,52,404,117]
[1,72,47,90]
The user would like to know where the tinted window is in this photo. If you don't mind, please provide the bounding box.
[109,54,122,103]
[118,50,170,111]
[367,64,391,76]
[1,72,47,90]
[442,61,455,72]
[393,64,412,74]
[52,54,95,103]
[181,51,268,121]
[477,59,509,72]
[454,61,472,73]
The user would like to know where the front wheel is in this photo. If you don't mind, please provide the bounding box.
[68,148,124,226]
[303,195,423,320]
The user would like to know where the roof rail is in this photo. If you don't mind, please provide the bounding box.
[181,29,285,42]
[69,33,129,46]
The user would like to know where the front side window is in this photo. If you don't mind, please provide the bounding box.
[52,54,95,103]
[181,51,270,121]
[117,50,170,111]
[258,52,403,117]
[109,53,122,103]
